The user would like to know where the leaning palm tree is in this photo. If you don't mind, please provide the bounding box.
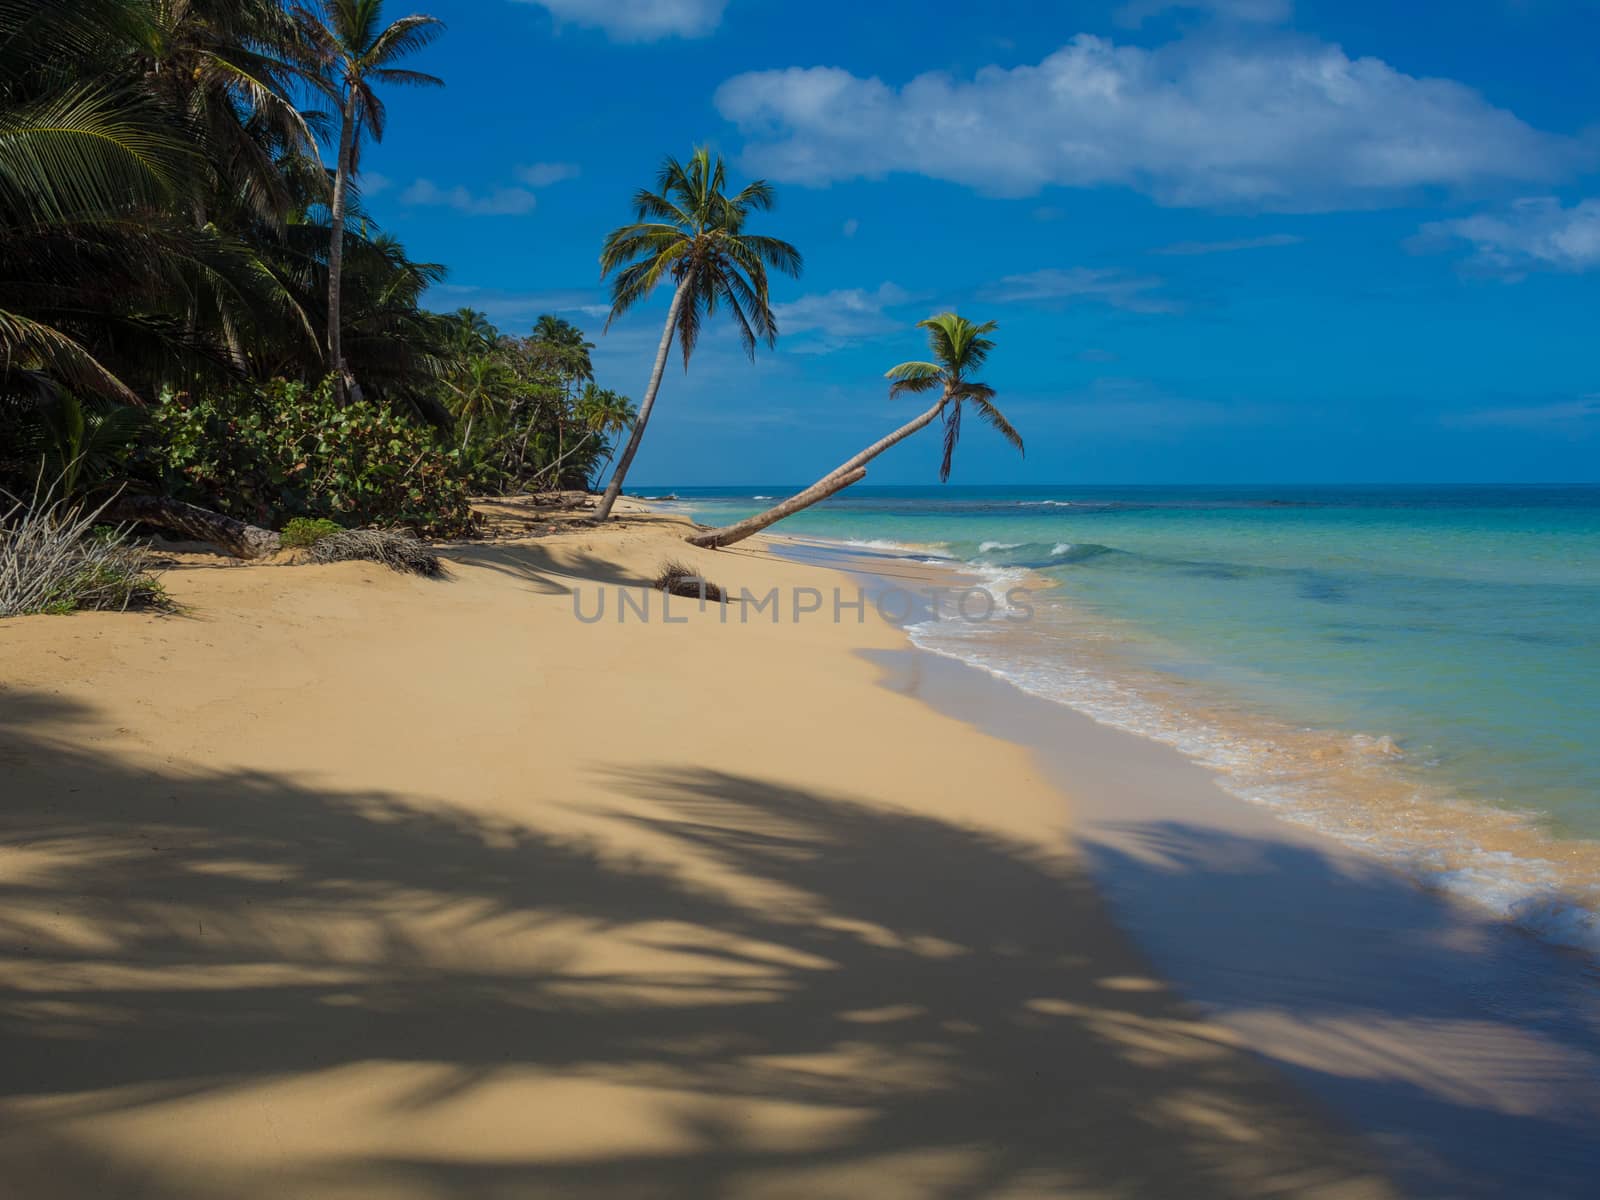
[686,314,1021,549]
[293,0,443,401]
[590,146,801,523]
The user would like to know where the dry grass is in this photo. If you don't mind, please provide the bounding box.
[306,528,445,577]
[654,558,724,603]
[1,487,169,617]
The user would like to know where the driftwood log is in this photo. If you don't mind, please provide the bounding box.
[103,495,281,559]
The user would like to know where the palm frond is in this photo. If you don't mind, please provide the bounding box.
[969,393,1023,455]
[939,402,962,482]
[367,68,444,89]
[0,309,139,403]
[885,360,942,398]
[0,85,191,224]
[366,15,446,67]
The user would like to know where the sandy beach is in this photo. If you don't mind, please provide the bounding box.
[0,503,1400,1199]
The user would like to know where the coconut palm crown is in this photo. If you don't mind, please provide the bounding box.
[589,146,801,522]
[886,313,1022,481]
[599,146,801,363]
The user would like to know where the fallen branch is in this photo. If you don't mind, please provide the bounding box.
[308,528,443,577]
[102,495,281,559]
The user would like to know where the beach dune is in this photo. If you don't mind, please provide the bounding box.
[0,509,1393,1198]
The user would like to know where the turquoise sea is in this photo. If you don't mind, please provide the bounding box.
[657,484,1600,952]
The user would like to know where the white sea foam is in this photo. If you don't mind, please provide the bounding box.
[1019,500,1074,507]
[1051,543,1074,556]
[753,495,774,500]
[840,537,951,555]
[978,541,1022,553]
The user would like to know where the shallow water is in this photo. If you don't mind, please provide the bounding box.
[665,484,1600,952]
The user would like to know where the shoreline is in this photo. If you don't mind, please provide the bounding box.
[760,524,1600,961]
[783,536,1600,1195]
[0,503,1400,1198]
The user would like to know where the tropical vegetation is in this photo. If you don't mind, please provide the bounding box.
[0,0,637,584]
[0,0,1018,608]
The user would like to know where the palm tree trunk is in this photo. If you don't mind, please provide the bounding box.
[591,279,686,522]
[686,396,948,549]
[104,495,281,559]
[326,95,356,402]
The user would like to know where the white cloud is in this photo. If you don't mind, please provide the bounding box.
[514,0,727,40]
[361,172,393,197]
[516,161,582,187]
[1115,0,1291,26]
[714,34,1584,211]
[773,282,913,350]
[842,217,860,237]
[982,268,1181,314]
[1152,233,1303,255]
[1417,197,1600,275]
[401,179,538,216]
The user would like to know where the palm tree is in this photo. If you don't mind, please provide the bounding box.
[445,307,495,359]
[0,0,198,403]
[293,0,443,401]
[137,0,317,228]
[445,352,513,448]
[590,146,801,522]
[531,313,595,382]
[575,383,636,472]
[686,314,1022,549]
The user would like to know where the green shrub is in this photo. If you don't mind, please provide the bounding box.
[145,378,472,537]
[280,516,344,548]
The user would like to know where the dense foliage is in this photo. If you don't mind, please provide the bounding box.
[146,379,473,536]
[0,0,634,545]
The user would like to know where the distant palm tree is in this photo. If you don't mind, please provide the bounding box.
[531,313,594,372]
[446,353,513,447]
[528,313,595,396]
[687,314,1021,548]
[576,383,636,436]
[591,146,801,522]
[575,383,636,470]
[446,307,495,357]
[293,0,444,401]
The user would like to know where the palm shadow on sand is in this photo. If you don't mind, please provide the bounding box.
[1,689,1593,1197]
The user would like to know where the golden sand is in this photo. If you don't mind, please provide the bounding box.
[0,503,1394,1198]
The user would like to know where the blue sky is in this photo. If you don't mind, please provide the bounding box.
[360,0,1600,485]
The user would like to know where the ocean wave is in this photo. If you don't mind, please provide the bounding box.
[753,495,774,500]
[1052,542,1118,564]
[839,537,952,556]
[966,540,1118,567]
